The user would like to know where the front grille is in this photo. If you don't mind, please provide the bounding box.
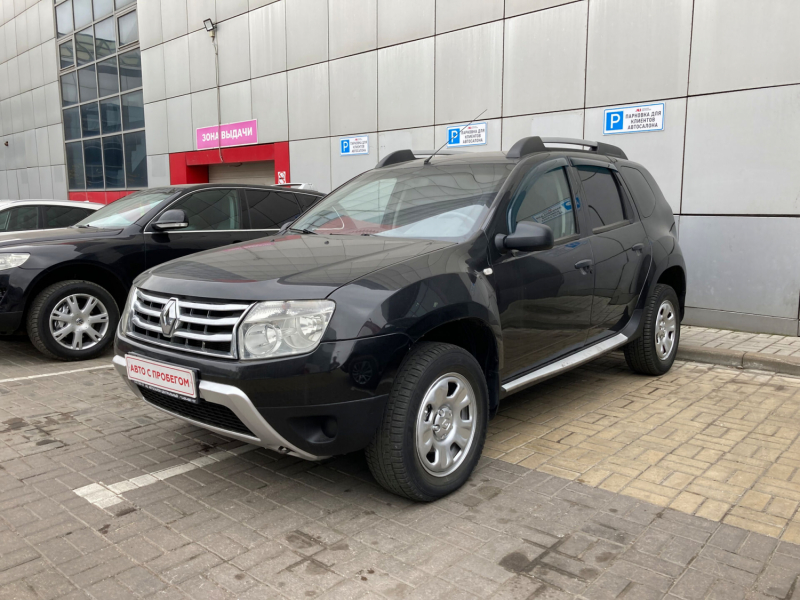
[129,289,251,358]
[138,385,255,437]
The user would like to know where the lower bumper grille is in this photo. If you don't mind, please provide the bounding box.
[138,386,255,437]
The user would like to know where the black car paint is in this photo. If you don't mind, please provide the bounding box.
[0,185,324,335]
[116,150,686,458]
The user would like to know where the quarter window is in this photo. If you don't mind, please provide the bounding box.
[576,166,627,231]
[169,190,243,231]
[510,167,576,240]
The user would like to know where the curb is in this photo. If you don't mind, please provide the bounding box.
[677,344,800,377]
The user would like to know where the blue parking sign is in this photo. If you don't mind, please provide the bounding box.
[606,110,624,132]
[341,139,350,154]
[448,128,460,145]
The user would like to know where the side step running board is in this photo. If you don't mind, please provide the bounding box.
[501,332,630,395]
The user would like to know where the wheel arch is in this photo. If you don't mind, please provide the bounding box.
[656,265,686,320]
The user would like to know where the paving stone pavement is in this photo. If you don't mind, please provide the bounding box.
[682,327,800,357]
[2,337,800,599]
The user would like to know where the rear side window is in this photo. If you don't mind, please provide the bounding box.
[45,206,94,228]
[295,193,319,211]
[620,166,656,218]
[576,166,627,231]
[169,189,242,230]
[2,206,39,231]
[510,167,576,240]
[246,190,301,229]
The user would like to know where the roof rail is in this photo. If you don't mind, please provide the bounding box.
[375,149,466,168]
[507,136,627,160]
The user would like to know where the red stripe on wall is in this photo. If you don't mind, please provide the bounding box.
[169,142,290,185]
[68,191,138,204]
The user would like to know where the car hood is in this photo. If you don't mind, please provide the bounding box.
[138,234,455,301]
[0,227,123,249]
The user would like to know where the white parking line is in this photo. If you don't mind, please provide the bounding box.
[73,444,256,509]
[0,364,114,384]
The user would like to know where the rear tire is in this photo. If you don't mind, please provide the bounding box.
[624,283,680,375]
[365,342,488,501]
[27,280,119,361]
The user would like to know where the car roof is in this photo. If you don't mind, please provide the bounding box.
[0,199,103,209]
[153,184,325,196]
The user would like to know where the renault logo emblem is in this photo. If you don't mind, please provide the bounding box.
[159,299,180,337]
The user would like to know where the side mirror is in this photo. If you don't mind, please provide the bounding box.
[153,209,189,231]
[495,221,554,253]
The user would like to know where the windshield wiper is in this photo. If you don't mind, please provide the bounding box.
[289,227,318,235]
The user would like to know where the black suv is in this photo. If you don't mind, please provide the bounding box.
[0,184,322,360]
[114,137,686,501]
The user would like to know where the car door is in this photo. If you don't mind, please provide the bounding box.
[244,188,303,235]
[144,188,250,268]
[491,159,596,380]
[571,158,650,340]
[0,205,39,232]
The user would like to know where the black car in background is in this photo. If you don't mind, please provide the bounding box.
[0,184,323,360]
[114,137,686,501]
[0,199,102,232]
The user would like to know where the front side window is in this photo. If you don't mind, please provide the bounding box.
[293,163,513,240]
[169,190,243,231]
[246,190,300,229]
[509,167,576,240]
[576,166,627,231]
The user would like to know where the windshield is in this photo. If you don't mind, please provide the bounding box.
[292,162,514,240]
[75,190,175,228]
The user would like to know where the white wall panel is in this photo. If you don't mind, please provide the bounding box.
[15,9,26,53]
[6,167,19,198]
[34,123,47,165]
[167,95,193,152]
[682,85,800,216]
[287,62,329,140]
[163,36,190,98]
[0,63,7,100]
[40,37,55,83]
[26,166,39,197]
[25,3,37,47]
[290,137,331,193]
[52,164,67,199]
[506,0,581,18]
[138,0,163,50]
[219,80,252,123]
[436,0,503,34]
[46,122,62,164]
[28,42,42,89]
[251,72,288,143]
[377,0,433,48]
[187,0,215,32]
[141,44,166,103]
[23,127,35,166]
[146,154,170,187]
[10,93,22,132]
[31,81,46,127]
[38,0,53,42]
[330,132,377,188]
[329,0,376,60]
[38,164,52,197]
[585,98,686,215]
[501,109,585,151]
[689,0,800,95]
[7,56,20,97]
[43,80,59,125]
[249,1,286,78]
[188,29,216,92]
[16,167,28,197]
[435,22,502,125]
[190,89,218,142]
[377,38,433,130]
[144,99,169,155]
[17,48,30,93]
[160,0,187,42]
[377,126,434,160]
[586,0,692,107]
[329,52,377,136]
[217,13,250,85]
[250,0,279,9]
[0,172,7,199]
[285,0,327,69]
[216,0,248,21]
[503,3,587,116]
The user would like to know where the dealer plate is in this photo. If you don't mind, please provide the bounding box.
[125,354,198,400]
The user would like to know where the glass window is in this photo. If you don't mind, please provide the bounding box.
[93,0,114,20]
[100,97,121,133]
[83,139,104,189]
[59,39,74,69]
[73,0,93,29]
[97,57,119,97]
[80,102,100,137]
[45,206,94,228]
[118,10,138,46]
[56,0,74,38]
[78,190,173,228]
[121,91,144,130]
[4,206,39,232]
[61,71,79,106]
[66,142,86,189]
[295,193,319,211]
[75,27,94,65]
[118,49,141,91]
[78,64,98,101]
[123,131,147,188]
[510,167,576,240]
[0,210,8,231]
[63,107,82,140]
[620,166,656,218]
[103,135,125,188]
[116,0,135,9]
[246,190,301,229]
[95,17,116,59]
[576,166,627,231]
[170,190,243,231]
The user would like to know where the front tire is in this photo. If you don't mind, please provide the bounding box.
[365,342,488,501]
[27,281,119,361]
[624,283,680,375]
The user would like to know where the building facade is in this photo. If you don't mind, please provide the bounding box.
[1,0,799,335]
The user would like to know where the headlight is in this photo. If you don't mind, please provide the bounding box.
[237,300,335,360]
[118,287,137,335]
[0,253,30,271]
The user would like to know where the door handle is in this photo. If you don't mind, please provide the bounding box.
[574,259,593,271]
[632,243,645,253]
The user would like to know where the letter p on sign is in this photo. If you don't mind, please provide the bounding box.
[341,139,350,154]
[606,110,624,132]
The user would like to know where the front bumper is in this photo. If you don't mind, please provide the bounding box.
[114,331,411,458]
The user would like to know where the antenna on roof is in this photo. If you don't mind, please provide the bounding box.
[424,109,487,165]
